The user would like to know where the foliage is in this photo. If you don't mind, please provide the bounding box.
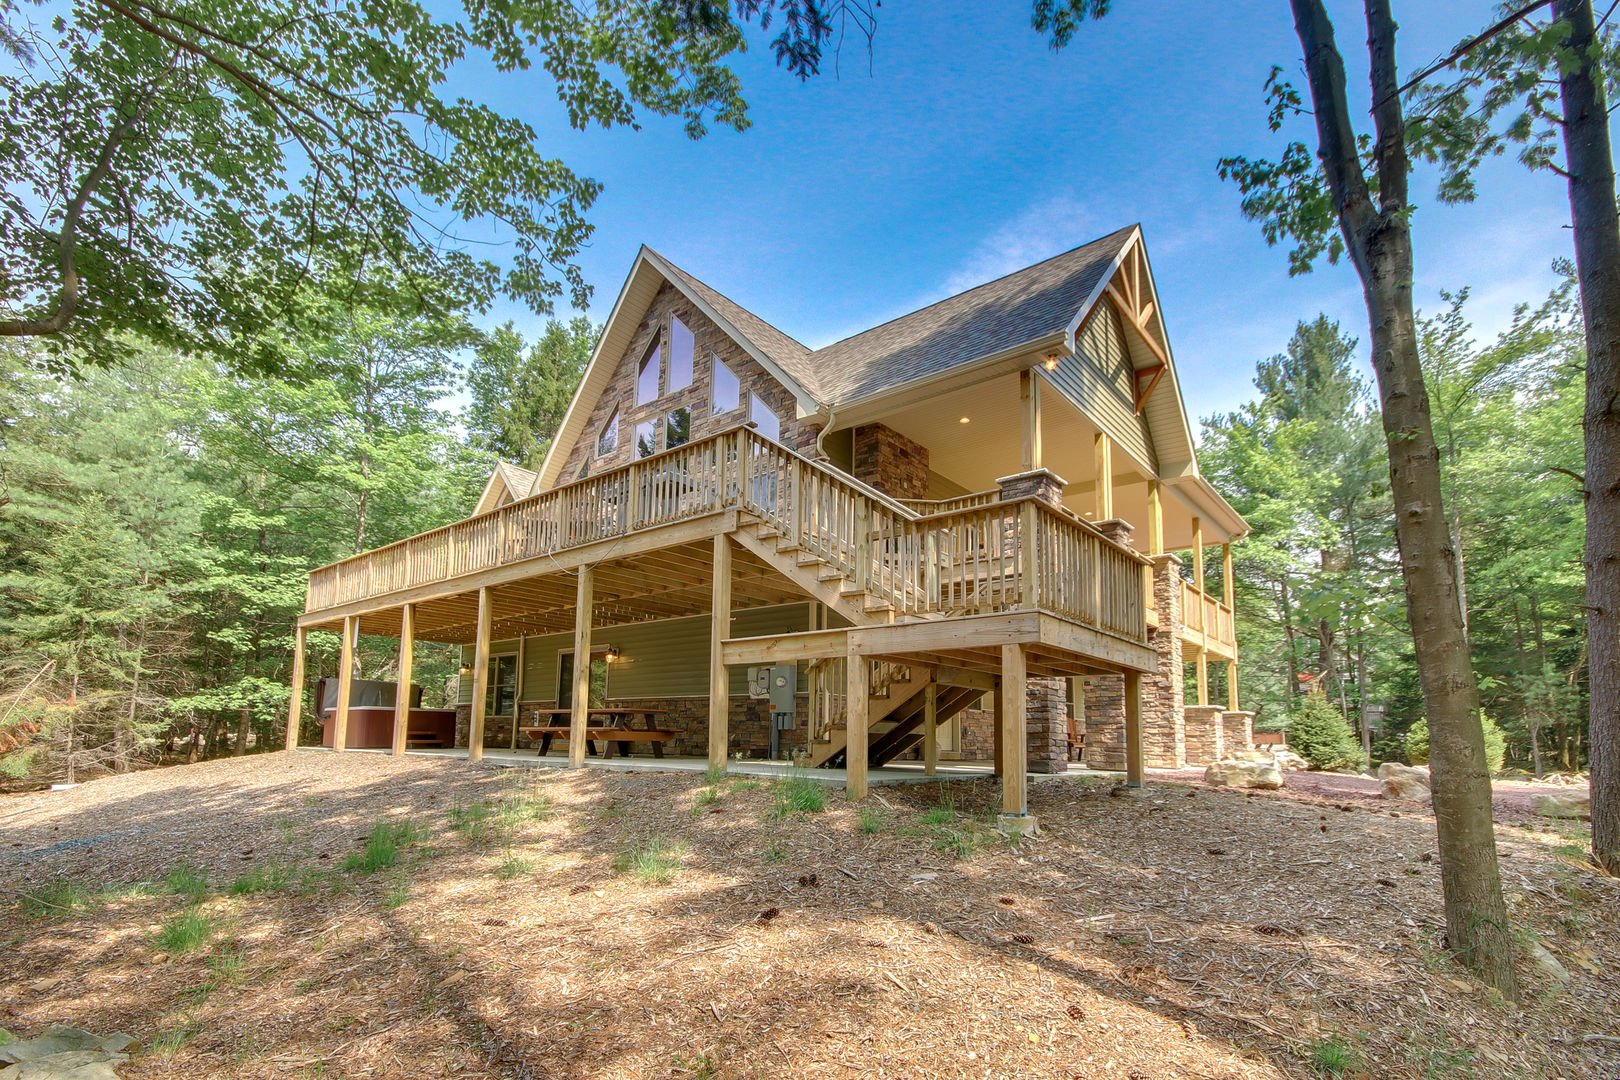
[466,319,599,468]
[0,0,862,374]
[770,775,827,818]
[1407,719,1430,765]
[1480,713,1507,777]
[1287,691,1363,771]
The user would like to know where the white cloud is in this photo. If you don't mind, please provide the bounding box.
[935,194,1108,299]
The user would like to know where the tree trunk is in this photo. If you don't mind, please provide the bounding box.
[1280,576,1302,700]
[1553,0,1620,873]
[234,706,251,757]
[1289,0,1520,995]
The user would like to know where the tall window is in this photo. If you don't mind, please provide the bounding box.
[635,419,658,459]
[597,407,619,456]
[669,316,695,391]
[666,407,692,449]
[637,339,661,404]
[749,393,780,443]
[712,356,740,414]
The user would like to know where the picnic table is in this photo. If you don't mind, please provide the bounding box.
[519,707,677,759]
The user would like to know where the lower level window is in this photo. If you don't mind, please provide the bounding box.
[635,419,657,458]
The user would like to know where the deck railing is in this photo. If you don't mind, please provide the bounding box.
[1179,579,1236,651]
[307,425,1152,648]
[897,490,1000,515]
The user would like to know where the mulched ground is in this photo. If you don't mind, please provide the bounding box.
[1,752,1616,1079]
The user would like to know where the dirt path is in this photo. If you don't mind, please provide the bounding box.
[2,753,1616,1079]
[1154,767,1590,827]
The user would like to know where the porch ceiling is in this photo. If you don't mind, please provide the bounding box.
[301,539,808,645]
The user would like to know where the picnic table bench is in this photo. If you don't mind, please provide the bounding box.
[520,708,677,759]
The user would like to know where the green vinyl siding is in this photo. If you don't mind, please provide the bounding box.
[460,603,813,704]
[1049,303,1157,472]
[455,638,520,706]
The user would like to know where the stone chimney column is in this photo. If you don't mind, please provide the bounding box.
[1146,554,1187,769]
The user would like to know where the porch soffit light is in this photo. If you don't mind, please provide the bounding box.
[1043,353,1060,371]
[958,416,971,424]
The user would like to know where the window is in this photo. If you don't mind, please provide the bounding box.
[712,355,739,414]
[665,407,691,449]
[669,316,694,391]
[597,407,619,456]
[485,654,518,717]
[748,392,780,443]
[635,419,658,459]
[637,339,661,404]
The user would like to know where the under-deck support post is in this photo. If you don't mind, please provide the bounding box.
[845,650,870,800]
[922,683,938,777]
[569,570,593,768]
[1146,479,1163,555]
[285,625,307,751]
[991,677,1004,777]
[1196,649,1210,707]
[1124,670,1144,787]
[333,616,356,752]
[709,534,732,773]
[999,643,1032,831]
[392,604,415,756]
[469,587,493,761]
[1227,659,1241,713]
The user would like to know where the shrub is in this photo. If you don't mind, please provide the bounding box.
[1286,691,1363,770]
[1408,714,1506,775]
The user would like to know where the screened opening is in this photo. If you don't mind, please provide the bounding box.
[665,407,692,450]
[749,392,780,443]
[712,355,740,414]
[597,407,619,456]
[635,418,658,458]
[637,339,661,404]
[669,316,695,391]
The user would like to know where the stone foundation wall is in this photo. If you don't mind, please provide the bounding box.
[1082,673,1126,770]
[1182,704,1225,766]
[852,424,930,500]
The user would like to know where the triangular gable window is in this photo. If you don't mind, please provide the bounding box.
[597,407,619,456]
[669,316,695,391]
[749,393,780,443]
[712,355,740,414]
[637,339,661,405]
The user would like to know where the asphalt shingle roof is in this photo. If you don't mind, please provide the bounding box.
[653,225,1136,406]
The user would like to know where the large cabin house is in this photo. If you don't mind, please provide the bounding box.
[290,224,1250,827]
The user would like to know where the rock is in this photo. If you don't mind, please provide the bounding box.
[1531,792,1591,820]
[1525,940,1570,987]
[1378,762,1431,802]
[1272,749,1309,772]
[1203,758,1283,790]
[0,1025,137,1080]
[1228,749,1274,764]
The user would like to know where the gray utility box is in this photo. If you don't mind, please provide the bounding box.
[747,664,798,714]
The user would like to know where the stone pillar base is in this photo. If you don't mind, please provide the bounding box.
[1026,676,1069,773]
[1222,710,1255,753]
[1081,673,1125,770]
[1182,704,1225,766]
[995,468,1068,507]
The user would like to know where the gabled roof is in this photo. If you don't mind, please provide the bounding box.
[810,225,1137,403]
[473,460,539,515]
[652,253,821,394]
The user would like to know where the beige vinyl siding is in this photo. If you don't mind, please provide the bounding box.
[459,604,813,704]
[1049,303,1157,473]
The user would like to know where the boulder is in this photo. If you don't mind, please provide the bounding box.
[1204,758,1283,790]
[1227,749,1275,765]
[1272,749,1309,772]
[1378,762,1431,802]
[1531,792,1591,820]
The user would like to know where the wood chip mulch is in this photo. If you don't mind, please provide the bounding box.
[0,752,1616,1079]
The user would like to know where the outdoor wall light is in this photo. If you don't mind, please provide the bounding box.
[958,416,971,424]
[1043,353,1060,371]
[458,664,472,677]
[605,646,621,663]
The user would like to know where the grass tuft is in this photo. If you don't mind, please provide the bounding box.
[1306,1035,1360,1077]
[164,863,209,903]
[345,820,423,875]
[858,807,884,835]
[762,843,787,863]
[18,881,97,920]
[613,836,687,884]
[156,909,214,954]
[382,882,409,910]
[229,862,291,895]
[496,856,533,879]
[770,776,827,820]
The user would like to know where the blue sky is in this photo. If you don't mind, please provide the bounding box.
[465,1,1577,425]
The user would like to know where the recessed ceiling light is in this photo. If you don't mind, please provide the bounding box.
[958,416,971,424]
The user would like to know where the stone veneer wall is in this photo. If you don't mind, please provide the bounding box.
[1221,711,1255,754]
[458,697,812,759]
[852,424,930,500]
[1081,674,1126,770]
[555,282,819,483]
[1182,704,1225,766]
[1145,554,1188,769]
[1026,679,1069,773]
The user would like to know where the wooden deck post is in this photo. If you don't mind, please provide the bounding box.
[469,586,493,761]
[511,636,527,751]
[1196,649,1210,707]
[845,649,870,800]
[1227,659,1241,712]
[1000,643,1028,818]
[1094,432,1113,521]
[569,569,593,768]
[922,683,938,777]
[991,677,1004,778]
[392,603,414,757]
[1124,670,1144,788]
[333,616,356,752]
[1191,515,1205,595]
[285,625,307,751]
[1021,370,1043,471]
[709,533,732,774]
